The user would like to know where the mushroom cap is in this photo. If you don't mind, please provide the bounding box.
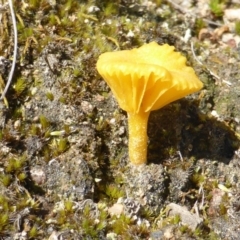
[96,42,203,114]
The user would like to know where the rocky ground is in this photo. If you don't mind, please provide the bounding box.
[0,0,240,239]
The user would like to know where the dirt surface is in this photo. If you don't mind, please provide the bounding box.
[1,0,240,239]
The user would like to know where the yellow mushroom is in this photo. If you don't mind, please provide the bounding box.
[96,42,203,165]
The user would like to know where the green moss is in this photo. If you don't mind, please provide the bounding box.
[13,77,27,96]
[19,27,34,41]
[235,21,240,36]
[48,13,59,26]
[17,172,27,181]
[105,184,124,200]
[209,0,225,17]
[28,0,40,9]
[172,214,181,225]
[2,0,238,237]
[49,137,69,156]
[0,213,9,231]
[29,225,38,238]
[46,92,54,101]
[63,124,71,135]
[208,231,220,240]
[29,124,41,136]
[191,172,205,187]
[64,199,74,213]
[57,138,69,153]
[39,115,50,130]
[111,214,133,235]
[79,204,107,237]
[5,156,27,173]
[73,68,81,77]
[155,0,162,6]
[179,225,191,234]
[219,201,228,215]
[194,18,206,36]
[13,107,24,119]
[0,174,12,187]
[59,96,67,104]
[0,195,9,211]
[0,195,10,232]
[96,117,109,131]
[103,2,119,17]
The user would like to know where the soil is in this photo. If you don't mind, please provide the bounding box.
[1,0,240,239]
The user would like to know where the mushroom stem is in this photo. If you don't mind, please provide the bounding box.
[128,111,150,165]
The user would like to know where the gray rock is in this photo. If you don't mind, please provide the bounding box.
[166,203,203,231]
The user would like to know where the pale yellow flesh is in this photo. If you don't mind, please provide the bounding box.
[128,111,150,165]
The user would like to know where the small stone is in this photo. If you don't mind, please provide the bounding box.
[127,30,134,38]
[30,167,46,185]
[166,203,203,231]
[95,94,105,102]
[118,126,125,135]
[48,230,60,240]
[208,188,225,216]
[109,118,116,125]
[164,226,175,239]
[108,203,124,216]
[14,120,21,129]
[106,232,118,240]
[81,101,93,114]
[88,5,100,13]
[224,8,240,21]
[211,110,219,118]
[150,230,164,240]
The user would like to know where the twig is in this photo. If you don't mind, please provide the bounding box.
[190,42,232,86]
[1,0,18,100]
[167,0,223,27]
[177,150,183,161]
[190,42,203,66]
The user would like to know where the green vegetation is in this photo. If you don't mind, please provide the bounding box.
[235,21,240,35]
[209,0,225,17]
[0,0,239,238]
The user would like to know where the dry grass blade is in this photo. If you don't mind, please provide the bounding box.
[1,0,18,100]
